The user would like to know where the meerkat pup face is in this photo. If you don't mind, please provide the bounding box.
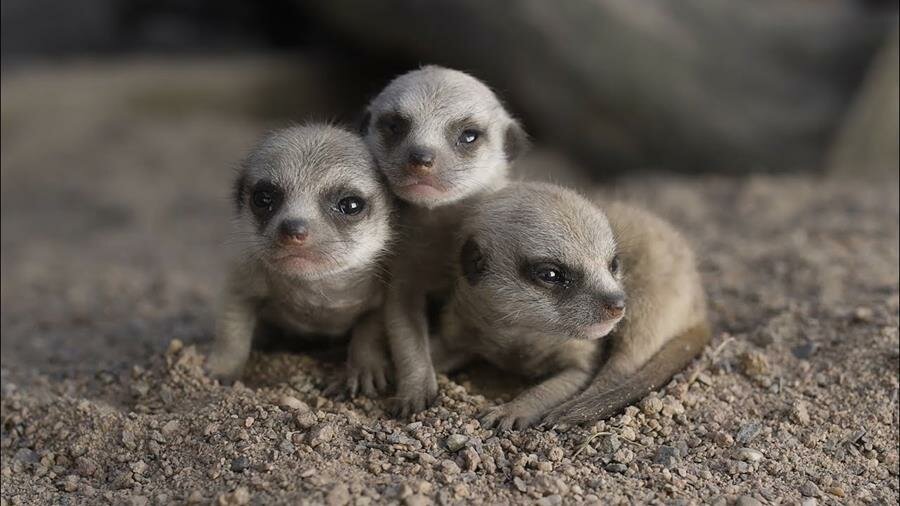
[232,125,392,279]
[457,183,626,340]
[362,66,526,208]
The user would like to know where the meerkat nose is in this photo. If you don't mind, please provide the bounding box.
[602,293,626,318]
[278,219,309,244]
[407,146,435,170]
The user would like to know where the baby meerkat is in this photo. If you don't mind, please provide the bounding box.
[207,125,394,388]
[359,66,527,414]
[435,182,709,429]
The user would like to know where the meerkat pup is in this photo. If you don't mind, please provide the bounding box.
[207,125,394,389]
[359,66,527,414]
[435,182,709,429]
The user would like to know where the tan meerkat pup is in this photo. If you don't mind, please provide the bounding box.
[207,125,394,390]
[435,182,709,429]
[359,66,527,414]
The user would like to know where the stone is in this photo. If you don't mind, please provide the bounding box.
[791,402,811,425]
[230,456,250,473]
[446,434,468,452]
[326,483,350,506]
[735,495,762,506]
[307,423,335,447]
[279,395,309,412]
[735,448,764,462]
[654,445,681,467]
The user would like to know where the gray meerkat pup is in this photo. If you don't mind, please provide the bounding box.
[207,124,394,389]
[435,182,709,429]
[359,66,527,414]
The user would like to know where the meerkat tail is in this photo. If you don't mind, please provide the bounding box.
[547,323,711,426]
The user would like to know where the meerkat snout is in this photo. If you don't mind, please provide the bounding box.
[406,146,435,171]
[601,293,626,318]
[276,218,309,245]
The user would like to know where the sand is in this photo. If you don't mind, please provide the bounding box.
[2,59,898,505]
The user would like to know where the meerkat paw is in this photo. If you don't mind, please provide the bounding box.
[478,403,543,431]
[345,356,392,398]
[204,351,246,384]
[540,403,571,426]
[389,373,438,418]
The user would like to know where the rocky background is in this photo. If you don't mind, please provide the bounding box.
[2,1,898,504]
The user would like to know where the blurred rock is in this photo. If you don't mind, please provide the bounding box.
[306,0,895,174]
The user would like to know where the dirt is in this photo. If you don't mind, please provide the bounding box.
[2,58,898,505]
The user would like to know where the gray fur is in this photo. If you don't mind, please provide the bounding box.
[207,124,394,386]
[361,66,525,415]
[363,65,524,208]
[436,182,709,429]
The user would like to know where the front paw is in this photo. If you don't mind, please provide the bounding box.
[479,403,543,431]
[345,355,392,398]
[205,351,245,383]
[389,373,438,418]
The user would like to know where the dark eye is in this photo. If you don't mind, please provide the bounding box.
[378,114,409,140]
[458,129,480,144]
[252,190,273,209]
[336,196,366,216]
[609,254,620,274]
[250,183,281,214]
[533,264,569,287]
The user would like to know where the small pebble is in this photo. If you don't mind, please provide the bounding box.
[739,351,769,377]
[791,401,811,425]
[230,456,250,473]
[513,477,527,492]
[404,494,431,506]
[735,495,762,506]
[799,481,821,498]
[548,447,564,462]
[536,495,562,506]
[605,463,627,474]
[640,396,663,415]
[326,483,350,506]
[736,422,762,444]
[826,486,846,498]
[735,448,764,462]
[852,306,873,322]
[446,434,468,452]
[307,423,335,447]
[295,412,318,430]
[596,434,621,454]
[440,459,460,475]
[654,445,681,467]
[160,420,181,438]
[279,395,309,412]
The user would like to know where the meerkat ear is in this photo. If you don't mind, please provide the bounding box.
[358,110,372,136]
[503,121,529,162]
[233,170,248,212]
[460,236,487,285]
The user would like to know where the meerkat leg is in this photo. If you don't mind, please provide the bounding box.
[480,367,593,431]
[207,293,258,382]
[345,310,392,397]
[385,286,438,417]
[543,324,711,425]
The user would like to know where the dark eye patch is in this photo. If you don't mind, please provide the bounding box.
[376,112,411,146]
[446,117,486,157]
[520,258,581,291]
[609,254,621,275]
[249,180,284,230]
[323,186,371,225]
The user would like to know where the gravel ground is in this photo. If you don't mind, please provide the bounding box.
[2,59,898,505]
